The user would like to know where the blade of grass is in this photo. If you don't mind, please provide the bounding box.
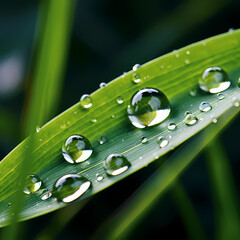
[23,0,76,135]
[170,181,207,240]
[96,107,240,240]
[205,138,240,240]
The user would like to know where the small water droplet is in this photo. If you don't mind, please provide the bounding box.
[184,114,198,125]
[96,173,104,182]
[141,137,148,144]
[157,136,169,148]
[36,126,41,133]
[99,136,107,145]
[111,114,115,118]
[189,89,197,97]
[212,118,218,124]
[199,102,212,112]
[91,118,97,123]
[99,82,106,88]
[186,50,190,55]
[199,67,230,93]
[228,28,235,32]
[132,73,141,84]
[173,50,179,58]
[127,88,171,128]
[7,202,12,207]
[80,94,92,109]
[53,174,91,203]
[103,154,131,176]
[41,189,52,200]
[132,64,141,71]
[233,98,240,107]
[185,59,190,64]
[168,122,177,131]
[217,93,225,100]
[60,121,70,129]
[116,96,123,104]
[62,135,93,164]
[24,174,42,194]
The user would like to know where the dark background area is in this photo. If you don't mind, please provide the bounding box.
[0,0,240,239]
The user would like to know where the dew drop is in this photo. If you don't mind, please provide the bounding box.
[217,93,225,100]
[41,189,52,200]
[233,98,240,107]
[103,154,131,176]
[99,82,106,88]
[7,202,12,207]
[80,94,92,109]
[53,174,91,203]
[127,88,171,128]
[111,114,115,118]
[96,173,104,182]
[36,126,41,133]
[157,136,169,148]
[199,67,230,93]
[199,102,212,112]
[116,96,123,104]
[184,114,198,125]
[186,50,190,55]
[185,59,190,65]
[91,118,97,123]
[62,135,93,164]
[168,122,177,131]
[141,137,148,144]
[189,89,197,97]
[132,73,141,84]
[23,174,42,194]
[132,64,141,71]
[212,118,218,124]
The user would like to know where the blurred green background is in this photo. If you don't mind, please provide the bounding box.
[0,0,240,239]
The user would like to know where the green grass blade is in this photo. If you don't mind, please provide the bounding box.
[206,138,240,240]
[0,30,240,226]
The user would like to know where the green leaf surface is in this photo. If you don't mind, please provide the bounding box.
[0,29,240,226]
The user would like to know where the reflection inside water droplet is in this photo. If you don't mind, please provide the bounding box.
[199,102,212,112]
[157,136,168,148]
[23,174,42,194]
[184,114,198,125]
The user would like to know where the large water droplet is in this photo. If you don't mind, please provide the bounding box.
[80,94,92,109]
[103,154,131,176]
[184,114,198,125]
[168,122,177,131]
[199,102,212,112]
[132,73,141,84]
[53,174,91,203]
[62,135,93,164]
[199,67,230,93]
[157,136,169,148]
[23,174,42,194]
[127,88,171,128]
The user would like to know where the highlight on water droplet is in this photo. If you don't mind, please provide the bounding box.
[99,136,107,145]
[199,67,230,93]
[116,96,123,104]
[103,154,131,176]
[199,102,212,112]
[99,82,106,88]
[80,94,92,109]
[23,174,42,194]
[41,189,52,200]
[127,88,171,128]
[132,64,141,71]
[36,126,41,133]
[62,135,93,164]
[184,114,198,126]
[132,73,141,84]
[168,122,177,131]
[96,173,104,182]
[53,174,91,203]
[157,136,169,148]
[141,137,148,144]
[217,93,225,100]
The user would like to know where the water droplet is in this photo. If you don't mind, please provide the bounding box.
[132,64,141,71]
[189,89,197,97]
[127,88,171,128]
[36,126,41,133]
[199,67,230,93]
[228,28,235,32]
[184,114,198,125]
[199,102,212,112]
[111,114,115,118]
[53,174,91,203]
[173,50,179,58]
[23,174,42,194]
[99,136,107,145]
[41,189,52,200]
[186,50,190,55]
[141,137,148,144]
[62,135,93,164]
[212,118,217,124]
[184,111,192,116]
[103,154,131,176]
[132,73,141,84]
[60,121,70,129]
[80,94,92,109]
[217,93,225,100]
[91,118,97,123]
[96,173,104,182]
[233,98,240,107]
[7,202,12,207]
[116,96,123,104]
[99,82,106,88]
[185,59,190,65]
[168,122,177,131]
[157,136,169,148]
